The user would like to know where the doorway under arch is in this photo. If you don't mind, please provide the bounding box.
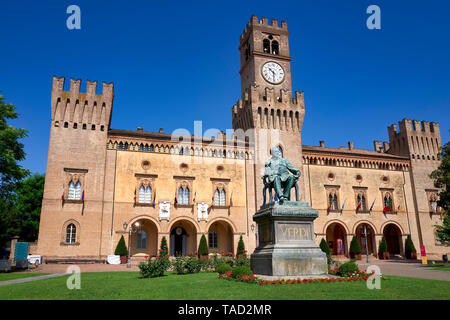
[130,219,158,257]
[169,220,197,256]
[383,224,402,255]
[326,223,347,256]
[207,220,234,254]
[355,223,376,255]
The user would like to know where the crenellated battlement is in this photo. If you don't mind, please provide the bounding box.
[51,76,114,129]
[240,15,288,42]
[386,118,441,161]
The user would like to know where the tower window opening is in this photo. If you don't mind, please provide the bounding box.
[64,122,68,128]
[73,123,78,129]
[263,39,270,53]
[82,124,86,130]
[271,41,279,55]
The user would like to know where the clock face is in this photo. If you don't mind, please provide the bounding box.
[262,62,285,84]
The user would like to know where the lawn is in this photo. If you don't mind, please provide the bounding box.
[0,273,49,281]
[0,271,449,300]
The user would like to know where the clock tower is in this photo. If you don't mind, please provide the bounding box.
[232,16,306,212]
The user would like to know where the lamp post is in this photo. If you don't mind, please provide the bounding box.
[127,221,139,268]
[363,225,369,263]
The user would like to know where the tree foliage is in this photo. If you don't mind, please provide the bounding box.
[0,95,29,198]
[160,236,168,257]
[319,238,331,256]
[15,174,45,242]
[430,138,450,245]
[349,235,362,254]
[404,234,417,258]
[378,236,388,254]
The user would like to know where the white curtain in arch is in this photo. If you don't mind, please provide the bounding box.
[139,186,152,203]
[68,181,81,200]
[214,189,226,206]
[178,187,190,205]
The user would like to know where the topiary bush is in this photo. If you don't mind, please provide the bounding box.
[231,266,253,280]
[159,236,168,257]
[198,235,209,256]
[114,235,128,256]
[319,238,331,256]
[217,263,232,274]
[378,236,388,253]
[338,261,359,276]
[237,235,246,256]
[349,236,362,254]
[405,234,417,259]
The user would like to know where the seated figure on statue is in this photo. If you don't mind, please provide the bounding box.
[262,147,301,204]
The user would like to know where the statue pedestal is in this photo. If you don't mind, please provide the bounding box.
[250,201,328,277]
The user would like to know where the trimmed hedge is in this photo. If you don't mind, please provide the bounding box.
[349,236,361,254]
[198,235,209,256]
[114,235,128,256]
[405,234,417,258]
[237,235,246,256]
[378,236,388,254]
[338,262,358,276]
[319,238,331,256]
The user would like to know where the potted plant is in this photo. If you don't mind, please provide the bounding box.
[159,236,168,257]
[114,235,128,264]
[349,236,362,260]
[378,236,390,260]
[405,234,417,259]
[198,234,209,260]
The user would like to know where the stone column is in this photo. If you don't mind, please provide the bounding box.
[9,236,19,261]
[374,234,383,258]
[400,234,407,256]
[346,234,354,258]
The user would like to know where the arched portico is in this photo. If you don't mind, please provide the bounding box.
[169,219,197,256]
[207,219,234,254]
[325,222,348,256]
[355,222,376,255]
[383,223,403,255]
[129,218,158,257]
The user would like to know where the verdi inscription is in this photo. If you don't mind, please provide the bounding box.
[276,223,311,242]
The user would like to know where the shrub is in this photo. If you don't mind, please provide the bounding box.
[338,262,359,276]
[378,236,388,254]
[139,257,170,278]
[319,238,331,256]
[349,236,361,254]
[198,258,209,271]
[185,255,201,274]
[231,266,253,280]
[114,235,128,256]
[237,235,246,256]
[198,235,209,256]
[217,263,232,274]
[159,236,168,257]
[405,235,417,258]
[172,255,186,274]
[235,254,250,267]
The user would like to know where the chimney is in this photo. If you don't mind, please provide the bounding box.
[319,141,325,148]
[159,128,163,133]
[348,141,354,150]
[383,141,390,152]
[137,126,143,132]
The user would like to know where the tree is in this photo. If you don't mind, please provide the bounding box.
[0,95,29,248]
[319,238,331,256]
[0,95,29,199]
[349,235,362,254]
[198,234,209,256]
[114,235,128,256]
[15,173,45,242]
[159,236,168,257]
[237,235,245,256]
[430,138,450,245]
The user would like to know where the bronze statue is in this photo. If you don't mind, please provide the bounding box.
[262,147,300,204]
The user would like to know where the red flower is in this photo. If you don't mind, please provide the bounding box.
[244,250,247,253]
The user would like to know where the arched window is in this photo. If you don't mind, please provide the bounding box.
[208,231,218,249]
[139,186,152,203]
[271,40,279,55]
[150,145,154,152]
[277,145,283,157]
[263,39,270,53]
[178,187,190,205]
[66,223,76,244]
[384,193,392,210]
[136,230,147,249]
[139,144,144,151]
[214,189,226,206]
[119,142,123,150]
[124,142,128,150]
[68,181,81,200]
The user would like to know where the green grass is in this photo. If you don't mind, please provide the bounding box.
[0,271,449,300]
[0,273,49,281]
[431,266,450,272]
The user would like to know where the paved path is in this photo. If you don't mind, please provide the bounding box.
[0,273,67,286]
[357,260,450,281]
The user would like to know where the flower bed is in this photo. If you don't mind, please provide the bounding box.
[218,270,257,283]
[257,276,389,286]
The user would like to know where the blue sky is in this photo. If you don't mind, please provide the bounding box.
[1,0,449,174]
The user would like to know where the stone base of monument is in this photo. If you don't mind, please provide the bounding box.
[250,201,328,277]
